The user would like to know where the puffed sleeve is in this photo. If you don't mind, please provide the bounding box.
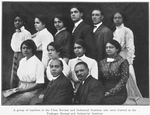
[90,60,98,80]
[108,60,129,96]
[35,62,45,84]
[125,28,135,65]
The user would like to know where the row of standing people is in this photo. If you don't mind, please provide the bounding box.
[4,5,142,105]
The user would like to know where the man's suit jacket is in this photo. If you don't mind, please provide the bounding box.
[74,75,104,105]
[72,21,96,59]
[94,24,113,62]
[33,73,73,105]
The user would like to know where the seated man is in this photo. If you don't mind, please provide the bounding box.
[30,59,74,105]
[74,61,104,105]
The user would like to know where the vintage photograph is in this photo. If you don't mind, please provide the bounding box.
[1,1,149,109]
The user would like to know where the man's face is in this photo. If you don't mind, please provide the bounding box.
[50,60,63,77]
[92,10,103,24]
[70,8,83,22]
[75,64,89,82]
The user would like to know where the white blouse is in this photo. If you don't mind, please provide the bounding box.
[32,28,54,68]
[113,23,135,65]
[10,26,32,52]
[68,55,98,82]
[46,58,70,81]
[17,55,45,84]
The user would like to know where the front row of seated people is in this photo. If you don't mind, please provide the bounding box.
[2,39,129,105]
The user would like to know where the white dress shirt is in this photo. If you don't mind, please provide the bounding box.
[68,55,98,82]
[93,22,102,33]
[72,19,83,33]
[11,26,32,52]
[17,55,45,84]
[32,28,54,68]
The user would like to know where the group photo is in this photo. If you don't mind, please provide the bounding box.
[1,2,149,105]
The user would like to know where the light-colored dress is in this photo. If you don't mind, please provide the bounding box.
[3,55,45,105]
[46,58,70,81]
[10,26,32,88]
[32,28,54,68]
[113,23,143,99]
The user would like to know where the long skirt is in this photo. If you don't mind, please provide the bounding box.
[3,82,43,105]
[126,65,143,100]
[10,52,24,88]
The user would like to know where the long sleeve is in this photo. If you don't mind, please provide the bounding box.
[40,80,73,105]
[108,60,129,96]
[11,28,32,52]
[82,26,96,59]
[125,29,135,65]
[86,81,104,104]
[90,60,98,80]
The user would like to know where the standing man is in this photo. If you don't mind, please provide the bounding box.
[70,5,96,59]
[92,8,113,62]
[74,61,104,104]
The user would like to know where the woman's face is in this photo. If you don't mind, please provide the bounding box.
[21,44,33,59]
[74,43,85,57]
[47,45,59,59]
[54,18,64,31]
[14,16,24,29]
[106,43,118,57]
[113,12,123,27]
[34,18,45,32]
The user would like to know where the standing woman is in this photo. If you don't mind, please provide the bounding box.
[32,15,54,68]
[99,40,129,105]
[10,12,32,88]
[112,11,143,100]
[3,40,45,105]
[53,14,72,64]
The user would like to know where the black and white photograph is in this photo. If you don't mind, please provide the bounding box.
[0,0,149,114]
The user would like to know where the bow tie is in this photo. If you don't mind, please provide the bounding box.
[107,58,115,62]
[15,29,21,32]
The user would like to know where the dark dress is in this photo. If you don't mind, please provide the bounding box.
[54,29,72,59]
[99,55,129,105]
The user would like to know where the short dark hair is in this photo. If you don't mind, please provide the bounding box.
[74,39,86,50]
[75,61,89,70]
[53,14,67,27]
[92,8,104,16]
[13,11,28,24]
[47,42,63,56]
[106,40,121,54]
[35,14,49,26]
[51,59,63,68]
[70,5,83,13]
[20,39,37,55]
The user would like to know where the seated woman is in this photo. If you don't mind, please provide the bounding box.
[68,39,98,92]
[2,39,45,105]
[46,42,70,81]
[99,40,129,105]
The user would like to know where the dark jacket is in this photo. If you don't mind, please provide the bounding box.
[72,21,96,59]
[37,73,74,105]
[74,75,104,104]
[93,24,113,62]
